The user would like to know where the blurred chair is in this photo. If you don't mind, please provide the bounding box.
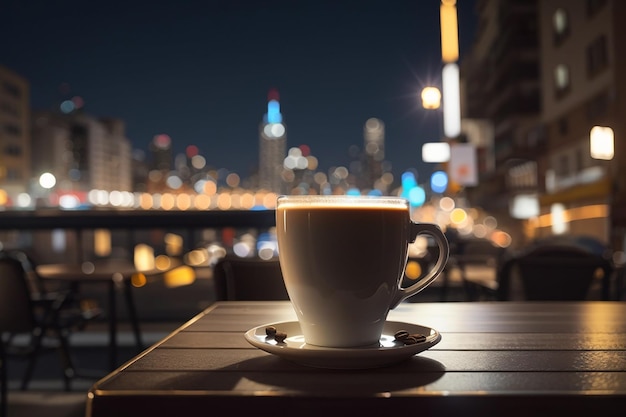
[5,249,102,328]
[212,255,289,301]
[455,237,506,301]
[0,251,101,395]
[496,244,614,301]
[0,255,84,414]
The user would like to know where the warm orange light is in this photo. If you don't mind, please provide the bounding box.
[94,229,112,257]
[176,193,192,210]
[161,193,175,210]
[165,233,183,256]
[139,193,153,210]
[131,273,147,287]
[450,208,467,225]
[164,266,196,288]
[134,244,155,271]
[194,194,211,209]
[203,181,217,195]
[405,260,422,280]
[241,193,255,209]
[155,254,172,270]
[535,204,608,228]
[440,2,459,63]
[0,189,8,206]
[217,193,232,210]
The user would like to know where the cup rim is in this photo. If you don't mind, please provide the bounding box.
[276,195,409,208]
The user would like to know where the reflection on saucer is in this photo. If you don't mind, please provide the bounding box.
[244,320,441,369]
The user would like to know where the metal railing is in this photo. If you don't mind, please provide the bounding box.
[0,209,277,264]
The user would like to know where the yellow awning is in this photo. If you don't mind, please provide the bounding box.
[539,178,612,206]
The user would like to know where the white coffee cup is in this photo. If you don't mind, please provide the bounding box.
[276,195,449,348]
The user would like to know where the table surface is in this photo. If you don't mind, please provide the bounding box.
[86,300,626,417]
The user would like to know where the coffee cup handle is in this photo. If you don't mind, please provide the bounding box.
[390,223,450,309]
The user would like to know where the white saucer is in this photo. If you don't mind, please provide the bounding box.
[244,320,441,369]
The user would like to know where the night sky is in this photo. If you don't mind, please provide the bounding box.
[3,0,477,182]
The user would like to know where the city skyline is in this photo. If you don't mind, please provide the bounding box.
[2,0,477,180]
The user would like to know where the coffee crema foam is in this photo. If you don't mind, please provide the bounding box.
[277,197,408,210]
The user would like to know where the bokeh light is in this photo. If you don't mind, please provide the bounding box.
[39,172,56,189]
[409,186,426,207]
[405,260,422,280]
[430,171,448,194]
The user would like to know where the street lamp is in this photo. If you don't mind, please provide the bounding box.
[421,86,441,110]
[420,86,448,163]
[38,172,57,207]
[39,172,56,189]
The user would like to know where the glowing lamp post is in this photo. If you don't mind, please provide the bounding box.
[421,87,441,110]
[39,172,56,190]
[590,126,614,160]
[38,172,56,206]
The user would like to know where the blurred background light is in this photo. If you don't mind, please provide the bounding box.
[408,186,426,207]
[510,194,539,219]
[442,63,461,138]
[39,172,56,189]
[590,126,614,160]
[422,142,450,163]
[551,203,568,235]
[267,99,282,123]
[60,100,75,113]
[421,87,442,110]
[430,170,448,193]
[440,0,459,63]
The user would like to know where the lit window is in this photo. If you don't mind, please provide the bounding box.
[554,64,570,97]
[553,8,569,44]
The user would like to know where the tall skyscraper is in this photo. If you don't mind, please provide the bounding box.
[147,133,173,193]
[0,65,30,203]
[361,117,386,190]
[258,89,287,193]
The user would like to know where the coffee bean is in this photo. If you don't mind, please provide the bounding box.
[274,332,287,343]
[403,336,418,345]
[265,326,277,336]
[409,333,426,343]
[393,330,426,345]
[394,330,410,341]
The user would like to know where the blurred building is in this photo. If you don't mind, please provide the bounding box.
[536,0,626,250]
[131,149,150,192]
[0,65,31,204]
[460,0,543,247]
[462,0,626,251]
[146,134,173,193]
[149,134,173,172]
[32,110,132,204]
[258,89,286,193]
[360,118,386,191]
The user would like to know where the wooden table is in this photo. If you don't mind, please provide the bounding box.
[37,260,168,370]
[86,301,626,416]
